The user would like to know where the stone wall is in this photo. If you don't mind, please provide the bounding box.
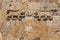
[0,0,60,40]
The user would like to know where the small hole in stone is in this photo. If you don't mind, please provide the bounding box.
[34,16,39,18]
[13,15,18,18]
[19,16,25,18]
[18,19,22,21]
[7,15,12,18]
[9,4,12,6]
[49,18,53,21]
[20,12,25,15]
[37,18,41,21]
[43,18,47,21]
[47,16,51,18]
[51,9,57,12]
[41,15,45,18]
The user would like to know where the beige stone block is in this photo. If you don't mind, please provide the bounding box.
[49,0,58,3]
[0,2,2,9]
[49,27,60,40]
[2,0,17,2]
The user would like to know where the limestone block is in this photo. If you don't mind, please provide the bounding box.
[2,0,17,2]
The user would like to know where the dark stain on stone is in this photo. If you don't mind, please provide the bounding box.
[34,37,40,40]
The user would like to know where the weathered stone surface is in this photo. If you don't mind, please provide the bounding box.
[0,0,60,40]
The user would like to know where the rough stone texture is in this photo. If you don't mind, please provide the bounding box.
[0,0,60,40]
